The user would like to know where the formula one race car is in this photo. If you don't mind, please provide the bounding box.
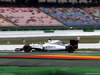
[15,39,78,53]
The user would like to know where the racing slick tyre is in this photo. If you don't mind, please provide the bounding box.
[23,44,31,52]
[67,45,74,53]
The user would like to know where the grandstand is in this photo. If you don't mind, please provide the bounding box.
[0,15,15,27]
[43,7,100,27]
[83,7,100,17]
[0,7,63,26]
[0,0,100,30]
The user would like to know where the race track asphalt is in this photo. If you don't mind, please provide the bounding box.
[0,51,100,67]
[0,60,100,67]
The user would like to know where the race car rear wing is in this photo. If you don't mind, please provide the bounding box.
[70,40,78,49]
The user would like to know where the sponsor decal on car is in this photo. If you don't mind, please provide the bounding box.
[46,46,56,48]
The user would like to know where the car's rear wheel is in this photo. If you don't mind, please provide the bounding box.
[67,45,74,53]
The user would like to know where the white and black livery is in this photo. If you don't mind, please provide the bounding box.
[15,39,78,53]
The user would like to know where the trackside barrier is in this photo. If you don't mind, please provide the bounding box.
[0,30,100,38]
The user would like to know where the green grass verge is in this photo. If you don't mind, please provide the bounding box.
[79,38,100,43]
[0,66,100,75]
[0,38,100,44]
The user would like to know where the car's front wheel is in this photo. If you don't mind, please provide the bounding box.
[23,44,31,52]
